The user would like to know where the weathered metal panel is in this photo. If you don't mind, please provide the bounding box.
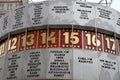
[3,52,23,80]
[98,52,118,80]
[28,1,49,27]
[73,49,99,80]
[22,49,46,80]
[48,0,75,25]
[1,13,10,37]
[73,0,95,27]
[10,5,28,32]
[115,11,120,35]
[95,5,117,33]
[118,56,120,80]
[46,48,72,79]
[0,56,5,80]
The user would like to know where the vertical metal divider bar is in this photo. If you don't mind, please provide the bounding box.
[82,29,84,49]
[47,0,50,49]
[7,7,12,55]
[47,25,49,48]
[21,4,29,79]
[95,21,98,51]
[21,27,27,80]
[17,31,20,52]
[72,24,73,80]
[81,27,84,80]
[94,5,100,80]
[117,34,120,80]
[2,8,12,80]
[24,3,29,51]
[7,33,10,54]
[46,1,50,79]
[7,25,11,54]
[24,28,27,51]
[118,37,120,80]
[47,24,49,80]
[115,33,120,80]
[59,28,61,48]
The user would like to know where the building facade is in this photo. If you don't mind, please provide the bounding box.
[0,0,28,17]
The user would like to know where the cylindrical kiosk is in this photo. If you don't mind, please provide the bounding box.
[0,0,120,80]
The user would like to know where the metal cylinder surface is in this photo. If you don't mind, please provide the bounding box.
[0,0,120,80]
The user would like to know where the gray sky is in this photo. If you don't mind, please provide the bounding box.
[111,0,120,11]
[32,0,120,12]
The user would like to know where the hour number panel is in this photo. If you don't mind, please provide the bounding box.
[0,41,7,57]
[60,29,82,48]
[26,31,37,50]
[48,30,59,48]
[19,31,37,50]
[7,35,19,53]
[104,35,116,54]
[38,30,47,48]
[83,31,103,51]
[19,33,25,51]
[38,30,59,48]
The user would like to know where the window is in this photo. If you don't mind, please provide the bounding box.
[7,3,13,10]
[15,3,22,8]
[0,3,4,10]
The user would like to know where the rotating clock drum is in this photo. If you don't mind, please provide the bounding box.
[0,0,120,80]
